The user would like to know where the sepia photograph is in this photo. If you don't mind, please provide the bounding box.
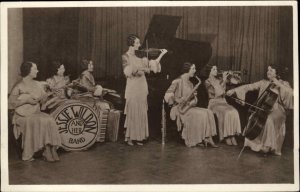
[1,1,299,192]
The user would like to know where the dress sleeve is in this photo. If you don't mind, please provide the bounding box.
[204,80,215,99]
[164,80,179,105]
[8,84,21,109]
[279,81,293,109]
[149,60,161,73]
[80,72,95,90]
[122,54,137,77]
[46,77,55,89]
[234,80,262,101]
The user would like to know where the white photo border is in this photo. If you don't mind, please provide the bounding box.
[1,1,299,192]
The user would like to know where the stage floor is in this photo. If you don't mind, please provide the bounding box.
[8,133,294,185]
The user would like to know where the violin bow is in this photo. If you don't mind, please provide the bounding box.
[226,95,266,111]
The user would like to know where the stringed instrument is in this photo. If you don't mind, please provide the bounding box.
[228,82,278,140]
[15,92,54,117]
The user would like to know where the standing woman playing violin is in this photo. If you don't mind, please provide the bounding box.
[226,65,293,156]
[8,61,62,162]
[122,34,167,146]
[205,65,241,146]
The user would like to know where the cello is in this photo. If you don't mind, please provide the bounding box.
[227,82,279,140]
[243,82,278,140]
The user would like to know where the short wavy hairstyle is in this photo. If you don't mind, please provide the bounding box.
[49,61,63,77]
[268,64,289,80]
[80,58,92,72]
[181,62,194,74]
[127,34,139,47]
[20,61,35,77]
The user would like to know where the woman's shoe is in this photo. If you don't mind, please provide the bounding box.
[23,157,35,162]
[231,137,238,146]
[225,138,232,146]
[136,141,143,146]
[51,148,60,161]
[42,151,55,162]
[127,140,134,146]
[196,143,205,147]
[274,151,282,156]
[204,138,219,148]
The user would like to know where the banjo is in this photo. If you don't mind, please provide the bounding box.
[15,92,54,117]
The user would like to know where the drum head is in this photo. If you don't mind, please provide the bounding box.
[51,101,100,151]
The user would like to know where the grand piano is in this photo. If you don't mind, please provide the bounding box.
[140,15,213,138]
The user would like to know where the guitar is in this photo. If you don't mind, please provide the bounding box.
[15,92,54,117]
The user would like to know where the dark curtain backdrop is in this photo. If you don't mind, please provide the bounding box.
[23,6,293,84]
[23,8,80,80]
[77,6,293,84]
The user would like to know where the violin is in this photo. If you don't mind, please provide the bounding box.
[135,48,171,59]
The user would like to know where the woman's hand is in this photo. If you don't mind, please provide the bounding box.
[223,71,229,81]
[160,49,168,56]
[193,91,198,97]
[226,89,235,96]
[140,67,150,73]
[26,97,39,105]
[272,78,282,87]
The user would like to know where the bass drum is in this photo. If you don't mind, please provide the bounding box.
[50,100,100,151]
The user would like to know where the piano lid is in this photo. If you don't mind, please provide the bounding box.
[142,15,212,79]
[142,15,181,48]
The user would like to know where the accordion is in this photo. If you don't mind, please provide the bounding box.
[106,109,122,142]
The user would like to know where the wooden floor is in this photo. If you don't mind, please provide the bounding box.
[8,130,294,185]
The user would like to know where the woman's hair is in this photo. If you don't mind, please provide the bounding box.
[49,61,63,77]
[181,62,194,74]
[80,58,91,72]
[269,64,289,80]
[127,34,139,47]
[20,61,35,77]
[204,64,216,76]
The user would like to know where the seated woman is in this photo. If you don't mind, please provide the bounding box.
[46,61,70,98]
[72,59,111,142]
[204,65,241,146]
[73,59,105,99]
[164,62,218,148]
[227,65,293,156]
[8,61,62,162]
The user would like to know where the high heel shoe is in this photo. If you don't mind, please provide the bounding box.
[51,148,60,161]
[136,141,143,146]
[127,140,134,146]
[42,151,55,162]
[225,137,232,146]
[231,136,238,146]
[204,138,219,148]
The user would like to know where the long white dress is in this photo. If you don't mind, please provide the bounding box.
[205,76,241,141]
[165,76,217,147]
[122,51,151,141]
